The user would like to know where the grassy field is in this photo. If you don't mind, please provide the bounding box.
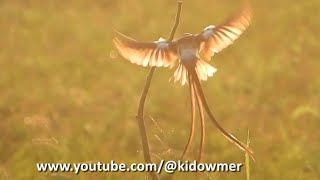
[0,0,319,179]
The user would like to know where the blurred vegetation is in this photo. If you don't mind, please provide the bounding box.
[0,0,319,179]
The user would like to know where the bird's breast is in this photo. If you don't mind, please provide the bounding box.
[179,48,198,65]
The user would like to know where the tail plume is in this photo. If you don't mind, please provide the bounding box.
[171,60,217,85]
[188,67,255,161]
[180,74,197,160]
[193,80,206,165]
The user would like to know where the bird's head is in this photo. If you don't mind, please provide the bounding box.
[183,33,193,36]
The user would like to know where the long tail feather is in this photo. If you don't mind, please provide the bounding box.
[193,79,206,179]
[181,73,196,160]
[189,67,255,161]
[194,81,205,163]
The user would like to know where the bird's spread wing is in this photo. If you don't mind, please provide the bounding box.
[196,5,252,61]
[113,31,178,68]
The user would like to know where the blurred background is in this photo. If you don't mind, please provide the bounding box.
[0,0,319,179]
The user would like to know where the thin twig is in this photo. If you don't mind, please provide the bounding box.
[135,1,183,180]
[136,67,158,180]
[169,1,183,41]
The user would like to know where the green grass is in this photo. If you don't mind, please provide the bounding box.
[0,0,320,179]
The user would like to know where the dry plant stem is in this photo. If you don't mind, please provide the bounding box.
[181,74,196,160]
[136,67,159,180]
[135,1,183,180]
[168,1,183,41]
[189,67,255,161]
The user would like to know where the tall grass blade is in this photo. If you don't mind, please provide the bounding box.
[245,129,251,180]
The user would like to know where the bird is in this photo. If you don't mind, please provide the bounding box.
[113,4,254,163]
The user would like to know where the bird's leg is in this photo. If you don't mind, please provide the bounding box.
[193,79,205,179]
[180,73,196,160]
[188,67,255,161]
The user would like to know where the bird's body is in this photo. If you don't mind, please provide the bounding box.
[113,4,255,163]
[179,45,198,64]
[176,34,200,64]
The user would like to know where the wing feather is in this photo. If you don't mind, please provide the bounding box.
[113,31,178,67]
[197,5,252,61]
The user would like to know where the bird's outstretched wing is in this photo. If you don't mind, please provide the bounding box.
[196,5,252,61]
[113,31,178,68]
